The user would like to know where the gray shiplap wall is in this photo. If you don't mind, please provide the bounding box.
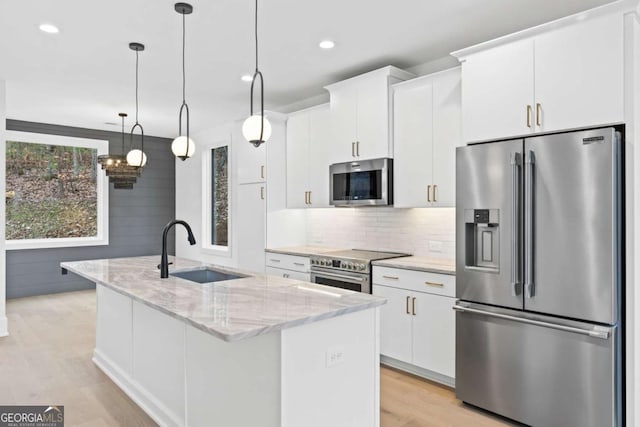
[6,120,176,298]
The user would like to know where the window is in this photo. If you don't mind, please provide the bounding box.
[202,142,230,255]
[5,131,109,250]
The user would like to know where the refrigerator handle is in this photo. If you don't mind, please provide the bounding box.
[510,152,522,296]
[524,150,535,299]
[452,304,610,340]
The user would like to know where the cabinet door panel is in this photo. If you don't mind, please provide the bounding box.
[412,293,455,378]
[235,121,267,184]
[372,285,412,363]
[357,77,391,159]
[329,86,358,164]
[308,105,332,207]
[393,82,434,208]
[462,38,534,142]
[534,13,623,133]
[236,184,266,273]
[432,69,462,207]
[286,112,310,208]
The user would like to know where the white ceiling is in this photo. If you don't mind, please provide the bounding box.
[0,0,616,138]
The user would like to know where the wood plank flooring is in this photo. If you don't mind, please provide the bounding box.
[1,290,515,426]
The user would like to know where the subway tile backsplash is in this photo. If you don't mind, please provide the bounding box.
[306,207,455,259]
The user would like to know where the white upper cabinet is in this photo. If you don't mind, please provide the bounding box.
[533,13,624,133]
[454,11,624,143]
[460,39,534,143]
[393,68,462,208]
[325,66,414,164]
[285,104,331,208]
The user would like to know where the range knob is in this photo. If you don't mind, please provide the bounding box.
[348,262,354,270]
[358,264,366,271]
[323,259,329,266]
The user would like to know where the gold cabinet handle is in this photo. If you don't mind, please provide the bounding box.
[356,141,360,157]
[308,191,312,205]
[293,262,305,266]
[412,297,416,315]
[427,185,431,202]
[536,103,542,126]
[526,105,532,128]
[283,273,289,278]
[382,275,399,280]
[304,191,308,205]
[433,184,438,203]
[351,142,355,157]
[405,296,410,314]
[260,186,265,200]
[425,281,444,287]
[260,165,265,179]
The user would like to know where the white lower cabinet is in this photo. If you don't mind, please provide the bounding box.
[265,252,311,281]
[373,267,455,385]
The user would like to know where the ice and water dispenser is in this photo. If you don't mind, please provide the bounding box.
[464,209,500,272]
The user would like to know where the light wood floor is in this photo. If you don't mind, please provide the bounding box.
[1,290,516,427]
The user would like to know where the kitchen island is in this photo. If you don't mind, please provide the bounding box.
[61,256,385,427]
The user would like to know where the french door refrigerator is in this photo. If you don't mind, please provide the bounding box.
[455,127,622,427]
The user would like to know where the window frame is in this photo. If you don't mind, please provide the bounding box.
[5,131,109,250]
[201,139,231,257]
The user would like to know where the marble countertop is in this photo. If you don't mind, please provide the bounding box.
[61,256,386,343]
[372,256,456,275]
[265,246,345,256]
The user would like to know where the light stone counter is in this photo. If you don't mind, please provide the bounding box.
[372,256,456,275]
[61,255,386,342]
[265,245,345,256]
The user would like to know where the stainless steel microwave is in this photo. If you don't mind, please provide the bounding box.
[330,158,393,207]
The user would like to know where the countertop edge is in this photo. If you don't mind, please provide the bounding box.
[371,260,456,276]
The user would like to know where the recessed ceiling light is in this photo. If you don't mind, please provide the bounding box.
[319,40,335,49]
[39,23,59,34]
[241,74,253,82]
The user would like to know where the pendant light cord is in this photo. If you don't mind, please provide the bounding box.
[121,115,126,155]
[135,50,140,124]
[182,13,186,103]
[254,0,258,72]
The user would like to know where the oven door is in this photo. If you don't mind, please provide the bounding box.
[310,268,371,293]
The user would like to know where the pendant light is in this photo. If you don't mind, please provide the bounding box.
[97,112,141,189]
[171,3,196,160]
[127,42,148,168]
[242,0,271,147]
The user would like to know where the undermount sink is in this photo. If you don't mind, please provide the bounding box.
[170,268,244,284]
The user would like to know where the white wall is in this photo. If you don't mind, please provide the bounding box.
[306,208,455,259]
[0,80,7,336]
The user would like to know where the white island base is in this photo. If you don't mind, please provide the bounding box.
[94,284,380,427]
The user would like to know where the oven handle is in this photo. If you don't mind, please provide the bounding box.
[311,270,367,283]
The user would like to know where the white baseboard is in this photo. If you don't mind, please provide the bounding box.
[0,315,8,337]
[381,355,455,388]
[93,349,183,427]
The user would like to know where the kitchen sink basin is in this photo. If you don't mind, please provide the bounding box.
[170,268,244,284]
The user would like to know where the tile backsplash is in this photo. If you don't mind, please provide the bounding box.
[306,207,455,259]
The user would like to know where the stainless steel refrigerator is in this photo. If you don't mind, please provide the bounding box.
[455,127,622,427]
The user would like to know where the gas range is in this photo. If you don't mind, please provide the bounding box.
[310,249,409,274]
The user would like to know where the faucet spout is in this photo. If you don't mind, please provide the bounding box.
[160,219,196,278]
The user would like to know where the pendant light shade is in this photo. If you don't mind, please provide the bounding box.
[244,0,270,147]
[99,113,140,190]
[242,114,272,144]
[172,3,195,160]
[127,42,147,168]
[126,149,147,167]
[171,136,196,159]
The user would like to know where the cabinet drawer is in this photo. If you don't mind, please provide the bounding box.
[265,267,311,282]
[373,266,455,297]
[265,252,310,273]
